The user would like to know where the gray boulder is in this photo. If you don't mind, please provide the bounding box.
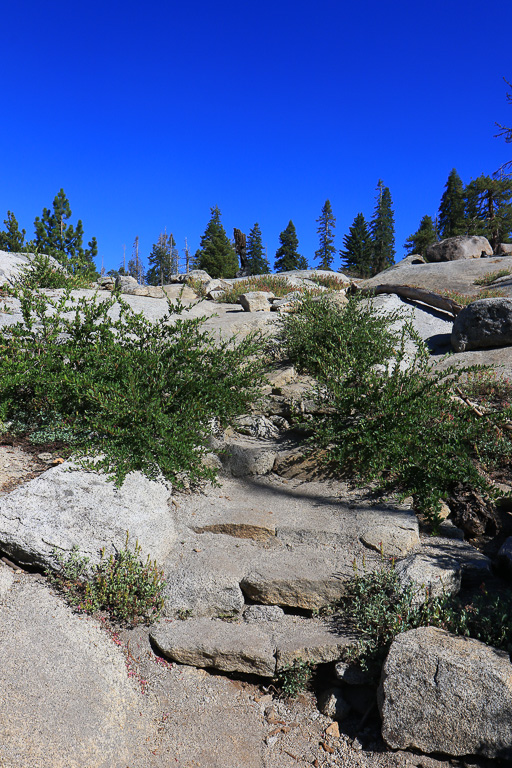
[394,552,461,606]
[426,235,493,262]
[379,626,512,758]
[451,297,512,351]
[150,617,276,676]
[115,274,138,290]
[0,461,175,570]
[497,243,512,255]
[238,291,273,312]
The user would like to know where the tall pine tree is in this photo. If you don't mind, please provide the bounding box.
[275,221,307,272]
[246,223,269,275]
[146,231,178,285]
[34,189,97,276]
[314,200,336,269]
[403,215,438,257]
[194,206,239,278]
[438,169,466,239]
[0,211,26,252]
[340,213,372,277]
[127,236,145,283]
[464,175,512,249]
[370,180,395,275]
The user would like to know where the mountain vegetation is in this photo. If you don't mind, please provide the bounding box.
[275,220,308,272]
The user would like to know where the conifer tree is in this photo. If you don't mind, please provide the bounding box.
[275,221,307,271]
[246,223,270,275]
[438,169,466,239]
[340,213,372,277]
[146,231,178,285]
[464,175,512,249]
[404,215,438,257]
[314,200,336,269]
[370,180,395,275]
[33,189,97,276]
[127,236,145,283]
[194,206,239,278]
[0,211,26,252]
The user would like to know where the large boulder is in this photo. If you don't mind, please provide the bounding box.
[497,243,512,255]
[0,461,175,570]
[238,291,273,312]
[451,297,512,352]
[379,626,512,758]
[426,235,493,262]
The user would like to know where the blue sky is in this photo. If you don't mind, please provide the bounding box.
[2,0,512,274]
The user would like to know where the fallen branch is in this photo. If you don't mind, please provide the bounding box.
[349,283,463,316]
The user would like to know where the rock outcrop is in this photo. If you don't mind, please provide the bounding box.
[426,235,493,262]
[451,297,512,351]
[379,626,512,758]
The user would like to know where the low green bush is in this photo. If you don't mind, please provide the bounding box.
[275,658,315,697]
[0,286,264,486]
[474,268,512,286]
[279,294,512,527]
[12,252,95,290]
[47,535,166,625]
[339,560,512,682]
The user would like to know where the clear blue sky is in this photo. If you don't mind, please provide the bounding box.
[2,0,512,274]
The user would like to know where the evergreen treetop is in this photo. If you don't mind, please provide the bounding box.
[146,231,178,286]
[275,220,307,272]
[370,180,395,275]
[404,215,438,257]
[246,223,270,275]
[340,212,372,277]
[0,211,26,253]
[464,174,512,249]
[194,206,239,279]
[314,200,336,270]
[438,168,466,239]
[33,189,97,277]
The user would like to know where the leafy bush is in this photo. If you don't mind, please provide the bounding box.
[12,252,94,290]
[339,561,512,682]
[275,658,315,697]
[48,535,166,625]
[279,294,512,527]
[0,286,264,486]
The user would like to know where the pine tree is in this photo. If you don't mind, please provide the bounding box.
[370,180,395,275]
[403,215,438,257]
[438,169,466,239]
[340,213,372,277]
[194,206,239,278]
[275,221,307,272]
[127,236,145,283]
[0,211,26,252]
[146,231,178,285]
[314,200,336,269]
[246,223,270,275]
[464,175,512,250]
[33,189,97,276]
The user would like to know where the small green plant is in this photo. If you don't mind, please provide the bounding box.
[186,276,208,298]
[48,534,166,625]
[279,294,512,527]
[338,561,512,682]
[474,268,512,286]
[275,658,314,697]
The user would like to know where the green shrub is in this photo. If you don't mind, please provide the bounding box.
[308,273,348,291]
[275,658,315,697]
[339,561,512,682]
[0,286,264,486]
[474,268,512,286]
[48,535,166,625]
[12,252,94,290]
[279,294,512,527]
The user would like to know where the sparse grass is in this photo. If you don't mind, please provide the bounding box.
[216,275,297,303]
[474,268,512,286]
[309,273,348,291]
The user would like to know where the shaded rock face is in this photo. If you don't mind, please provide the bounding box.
[394,553,461,606]
[451,298,512,352]
[379,627,512,758]
[426,235,493,262]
